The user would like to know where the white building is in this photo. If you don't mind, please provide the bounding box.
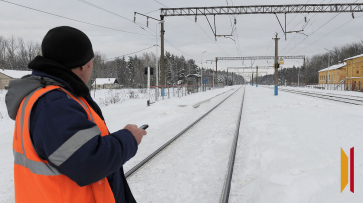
[0,69,32,89]
[92,78,120,89]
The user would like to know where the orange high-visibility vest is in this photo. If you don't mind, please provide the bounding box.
[13,85,115,203]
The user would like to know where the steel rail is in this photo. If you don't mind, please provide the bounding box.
[264,87,363,105]
[281,89,363,104]
[125,86,244,178]
[220,85,246,203]
[324,92,363,99]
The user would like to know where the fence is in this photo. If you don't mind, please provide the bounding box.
[91,83,226,106]
[148,84,225,104]
[303,83,363,92]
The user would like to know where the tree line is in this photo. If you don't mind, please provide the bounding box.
[0,35,244,88]
[258,40,363,85]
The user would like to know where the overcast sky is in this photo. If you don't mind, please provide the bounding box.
[1,0,362,75]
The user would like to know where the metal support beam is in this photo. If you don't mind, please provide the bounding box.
[161,4,363,16]
[215,58,218,86]
[160,16,165,97]
[227,66,274,70]
[216,56,304,61]
[274,33,280,96]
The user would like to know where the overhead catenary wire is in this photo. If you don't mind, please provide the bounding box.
[280,0,330,55]
[284,0,359,55]
[77,0,148,31]
[0,0,153,36]
[153,0,231,56]
[105,45,158,61]
[292,14,363,55]
[75,0,202,64]
[226,0,242,58]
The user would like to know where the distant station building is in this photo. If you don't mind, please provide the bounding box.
[92,78,120,89]
[318,62,346,85]
[186,74,201,93]
[344,54,363,91]
[0,69,32,89]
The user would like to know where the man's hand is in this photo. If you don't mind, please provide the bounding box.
[123,124,147,145]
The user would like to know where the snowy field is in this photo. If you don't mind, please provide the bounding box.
[230,85,363,202]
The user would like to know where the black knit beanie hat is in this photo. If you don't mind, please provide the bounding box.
[41,26,94,69]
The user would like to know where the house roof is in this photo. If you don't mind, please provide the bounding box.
[186,74,201,78]
[318,62,346,73]
[345,54,363,61]
[92,78,117,85]
[0,69,32,79]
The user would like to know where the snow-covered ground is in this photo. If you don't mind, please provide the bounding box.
[127,86,245,203]
[230,85,363,202]
[1,84,362,202]
[0,85,236,202]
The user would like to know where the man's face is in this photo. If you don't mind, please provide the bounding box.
[84,60,93,84]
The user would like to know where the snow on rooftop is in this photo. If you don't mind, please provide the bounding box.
[92,78,117,85]
[318,62,346,72]
[186,74,201,78]
[0,69,32,79]
[344,53,363,61]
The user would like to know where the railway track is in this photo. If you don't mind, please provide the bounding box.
[264,87,363,106]
[125,85,246,202]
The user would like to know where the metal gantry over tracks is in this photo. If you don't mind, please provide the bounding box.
[160,4,363,16]
[135,3,363,96]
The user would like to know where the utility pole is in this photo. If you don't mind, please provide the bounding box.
[215,58,218,87]
[325,48,331,90]
[155,23,159,101]
[303,57,306,86]
[298,67,300,87]
[256,66,258,87]
[274,33,280,96]
[160,16,165,97]
[201,51,206,91]
[252,72,254,86]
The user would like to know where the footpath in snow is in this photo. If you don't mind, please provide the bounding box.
[0,86,237,202]
[230,85,363,202]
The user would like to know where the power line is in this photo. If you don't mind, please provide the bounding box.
[280,0,331,55]
[145,9,160,14]
[75,0,201,64]
[77,0,148,31]
[284,0,358,55]
[0,0,153,36]
[226,0,241,57]
[292,14,363,54]
[105,45,157,61]
[153,0,231,56]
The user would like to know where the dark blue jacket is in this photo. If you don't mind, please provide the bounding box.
[29,70,138,203]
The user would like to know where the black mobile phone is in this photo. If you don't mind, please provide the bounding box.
[139,124,149,130]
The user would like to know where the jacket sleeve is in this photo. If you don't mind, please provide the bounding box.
[30,91,138,186]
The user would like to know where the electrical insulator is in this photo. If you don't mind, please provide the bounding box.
[134,16,136,23]
[234,18,236,24]
[304,16,307,23]
[195,16,197,22]
[147,18,149,27]
[352,13,355,19]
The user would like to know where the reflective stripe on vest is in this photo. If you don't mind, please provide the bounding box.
[13,85,115,203]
